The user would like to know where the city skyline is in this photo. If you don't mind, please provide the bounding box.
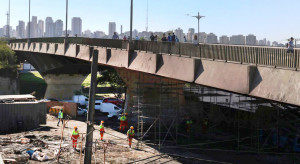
[0,0,299,43]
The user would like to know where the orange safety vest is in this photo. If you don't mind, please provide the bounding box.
[100,124,105,132]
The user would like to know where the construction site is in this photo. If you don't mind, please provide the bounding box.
[1,78,300,164]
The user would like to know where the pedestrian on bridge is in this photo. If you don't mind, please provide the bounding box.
[127,126,135,148]
[287,37,294,53]
[193,35,198,46]
[57,109,63,127]
[112,32,119,39]
[161,33,167,41]
[100,120,105,141]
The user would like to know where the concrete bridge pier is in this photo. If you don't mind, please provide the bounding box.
[43,74,87,100]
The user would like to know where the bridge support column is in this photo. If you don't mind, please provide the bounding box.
[43,74,87,100]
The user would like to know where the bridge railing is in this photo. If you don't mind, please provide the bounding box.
[134,40,300,69]
[9,38,300,69]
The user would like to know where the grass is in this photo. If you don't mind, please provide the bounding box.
[82,73,111,88]
[19,72,46,84]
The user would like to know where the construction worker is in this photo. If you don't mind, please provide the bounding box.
[71,126,80,149]
[99,121,105,141]
[119,113,127,131]
[186,117,193,133]
[57,109,63,126]
[127,126,135,148]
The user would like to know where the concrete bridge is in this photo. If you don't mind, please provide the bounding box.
[8,38,300,106]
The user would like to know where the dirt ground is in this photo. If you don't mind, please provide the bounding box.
[0,114,180,164]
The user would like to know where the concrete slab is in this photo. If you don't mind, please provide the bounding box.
[250,67,300,106]
[77,45,91,61]
[128,51,157,74]
[107,49,129,68]
[47,43,56,54]
[194,60,252,94]
[40,43,48,53]
[55,43,65,56]
[65,44,77,58]
[95,47,107,64]
[156,54,195,82]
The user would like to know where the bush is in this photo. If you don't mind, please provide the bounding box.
[0,41,17,72]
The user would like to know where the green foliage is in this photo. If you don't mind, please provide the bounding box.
[0,41,17,71]
[97,68,125,97]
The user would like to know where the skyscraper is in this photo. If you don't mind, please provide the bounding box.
[54,19,63,37]
[108,22,116,38]
[219,35,230,44]
[45,17,54,37]
[37,20,44,37]
[17,21,25,38]
[71,17,82,36]
[230,35,245,45]
[175,28,184,42]
[246,34,256,45]
[187,28,195,42]
[31,16,38,38]
[206,33,218,44]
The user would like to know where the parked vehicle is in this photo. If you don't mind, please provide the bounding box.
[102,97,124,106]
[77,107,87,117]
[73,95,88,106]
[94,101,123,118]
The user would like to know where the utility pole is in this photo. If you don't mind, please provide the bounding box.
[28,0,31,39]
[84,49,98,164]
[65,0,68,38]
[129,0,133,42]
[192,12,205,44]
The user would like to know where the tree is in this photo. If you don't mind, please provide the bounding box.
[0,41,17,72]
[97,68,125,98]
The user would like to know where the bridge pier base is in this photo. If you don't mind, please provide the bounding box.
[43,74,87,100]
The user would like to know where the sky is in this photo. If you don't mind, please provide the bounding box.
[0,0,299,43]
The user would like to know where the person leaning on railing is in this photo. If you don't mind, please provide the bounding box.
[192,35,198,46]
[287,37,294,53]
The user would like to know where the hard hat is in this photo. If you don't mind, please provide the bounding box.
[130,126,134,129]
[101,121,104,124]
[74,126,77,129]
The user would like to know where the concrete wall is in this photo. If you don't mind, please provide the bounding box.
[0,102,47,134]
[43,74,87,100]
[0,76,18,95]
[46,101,78,119]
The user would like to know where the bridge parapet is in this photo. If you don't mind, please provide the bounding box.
[9,37,300,70]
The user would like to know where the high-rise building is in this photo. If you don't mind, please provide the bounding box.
[187,28,195,42]
[93,31,105,38]
[108,22,116,38]
[230,35,245,45]
[174,28,184,42]
[246,34,256,45]
[83,30,92,38]
[37,20,44,37]
[219,35,230,44]
[17,21,25,38]
[31,16,38,38]
[206,33,218,44]
[71,17,82,36]
[198,32,207,43]
[54,19,63,37]
[258,40,265,46]
[0,28,4,37]
[45,17,54,37]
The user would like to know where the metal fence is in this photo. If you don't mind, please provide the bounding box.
[9,38,300,69]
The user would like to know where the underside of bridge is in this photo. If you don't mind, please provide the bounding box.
[16,52,92,100]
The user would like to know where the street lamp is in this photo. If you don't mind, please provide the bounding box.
[129,0,133,42]
[28,0,31,39]
[188,12,205,43]
[65,0,68,38]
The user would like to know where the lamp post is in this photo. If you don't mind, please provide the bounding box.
[28,0,31,39]
[129,0,133,42]
[191,12,205,43]
[65,0,68,38]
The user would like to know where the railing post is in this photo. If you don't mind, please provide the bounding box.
[224,45,227,62]
[294,50,298,71]
[255,47,258,66]
[178,42,181,57]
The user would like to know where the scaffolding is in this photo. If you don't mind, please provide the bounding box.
[132,81,300,157]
